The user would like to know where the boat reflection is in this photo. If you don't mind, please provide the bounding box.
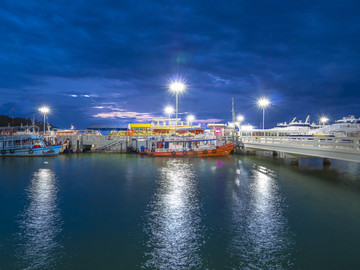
[143,159,203,269]
[227,162,294,268]
[17,168,63,269]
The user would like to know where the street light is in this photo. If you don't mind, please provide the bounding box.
[187,115,195,126]
[237,115,244,123]
[169,81,186,120]
[39,106,50,135]
[237,115,244,131]
[320,116,329,126]
[164,106,174,118]
[257,97,270,129]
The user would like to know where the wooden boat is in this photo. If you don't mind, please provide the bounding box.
[146,137,235,157]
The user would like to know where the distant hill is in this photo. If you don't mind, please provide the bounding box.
[0,115,55,131]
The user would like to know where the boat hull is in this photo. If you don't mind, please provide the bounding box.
[0,144,63,157]
[148,143,235,157]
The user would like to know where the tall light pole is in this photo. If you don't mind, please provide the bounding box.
[169,81,186,133]
[164,106,174,119]
[257,97,270,129]
[169,82,186,120]
[39,106,50,135]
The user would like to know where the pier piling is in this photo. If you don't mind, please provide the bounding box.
[291,158,299,165]
[323,158,331,166]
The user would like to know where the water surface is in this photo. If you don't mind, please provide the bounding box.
[1,154,360,269]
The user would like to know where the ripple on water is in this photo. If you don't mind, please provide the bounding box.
[142,159,204,270]
[16,168,63,270]
[226,163,295,269]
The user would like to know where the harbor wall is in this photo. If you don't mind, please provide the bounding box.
[47,135,131,153]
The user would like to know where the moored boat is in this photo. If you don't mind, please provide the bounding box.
[0,134,63,157]
[308,115,360,137]
[146,137,235,157]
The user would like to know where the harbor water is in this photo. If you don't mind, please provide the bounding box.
[1,154,360,269]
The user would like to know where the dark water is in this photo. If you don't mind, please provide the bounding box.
[1,154,360,270]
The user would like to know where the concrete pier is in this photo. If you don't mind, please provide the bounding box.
[49,134,131,153]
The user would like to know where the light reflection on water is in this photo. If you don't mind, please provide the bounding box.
[227,161,294,269]
[143,159,204,270]
[16,168,63,270]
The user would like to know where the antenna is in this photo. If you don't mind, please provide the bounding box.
[232,97,235,125]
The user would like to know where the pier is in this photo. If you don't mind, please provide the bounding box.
[48,132,360,165]
[239,135,360,164]
[49,134,131,153]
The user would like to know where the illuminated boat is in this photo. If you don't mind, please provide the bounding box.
[127,118,204,136]
[146,137,235,157]
[0,135,63,157]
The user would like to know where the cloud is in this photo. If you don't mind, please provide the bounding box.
[196,118,224,123]
[0,0,360,128]
[92,107,156,122]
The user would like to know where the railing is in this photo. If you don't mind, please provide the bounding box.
[81,135,129,142]
[240,136,360,151]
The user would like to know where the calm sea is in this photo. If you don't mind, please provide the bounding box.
[1,154,360,270]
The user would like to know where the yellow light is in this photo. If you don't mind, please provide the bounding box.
[39,106,50,114]
[257,97,270,108]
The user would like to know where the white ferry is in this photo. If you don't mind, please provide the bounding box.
[308,116,360,137]
[250,115,321,136]
[0,134,63,157]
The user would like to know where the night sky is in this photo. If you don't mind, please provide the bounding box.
[1,0,359,129]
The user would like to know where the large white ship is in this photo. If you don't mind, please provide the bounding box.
[308,116,360,137]
[267,116,320,135]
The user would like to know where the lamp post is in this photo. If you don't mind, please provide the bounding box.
[257,97,270,129]
[237,115,244,129]
[320,117,329,126]
[169,81,186,133]
[39,106,50,135]
[187,115,195,127]
[164,106,174,119]
[169,82,186,120]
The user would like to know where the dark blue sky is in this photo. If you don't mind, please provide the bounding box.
[1,0,359,128]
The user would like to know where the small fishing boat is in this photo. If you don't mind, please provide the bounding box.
[146,137,235,157]
[0,134,63,157]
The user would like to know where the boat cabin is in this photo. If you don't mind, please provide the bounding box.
[150,138,217,152]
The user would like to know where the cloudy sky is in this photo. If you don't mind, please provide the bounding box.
[1,0,359,128]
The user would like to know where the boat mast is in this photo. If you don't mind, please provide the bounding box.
[32,114,35,134]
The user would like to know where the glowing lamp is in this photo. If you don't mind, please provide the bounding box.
[237,115,244,122]
[320,117,329,125]
[187,115,195,123]
[39,106,50,114]
[39,106,50,135]
[257,97,270,108]
[169,82,186,93]
[257,96,271,129]
[164,106,174,117]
